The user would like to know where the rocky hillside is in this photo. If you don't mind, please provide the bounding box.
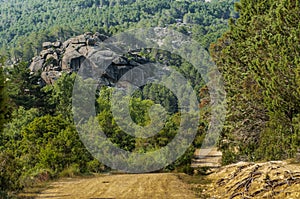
[29,32,151,86]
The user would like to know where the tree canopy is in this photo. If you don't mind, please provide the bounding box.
[0,0,237,60]
[211,0,300,163]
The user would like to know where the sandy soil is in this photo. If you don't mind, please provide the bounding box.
[34,173,197,199]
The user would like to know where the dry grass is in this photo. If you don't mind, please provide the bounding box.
[198,161,300,199]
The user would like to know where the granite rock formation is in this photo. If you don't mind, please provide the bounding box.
[29,32,156,86]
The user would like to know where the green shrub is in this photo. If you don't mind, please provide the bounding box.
[86,159,107,173]
[59,164,81,178]
[19,168,53,188]
[0,151,22,191]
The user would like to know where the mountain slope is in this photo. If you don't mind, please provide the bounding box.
[0,0,237,60]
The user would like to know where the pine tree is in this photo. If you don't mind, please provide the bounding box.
[211,0,300,163]
[0,57,8,133]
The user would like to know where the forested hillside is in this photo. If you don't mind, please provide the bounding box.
[0,0,299,198]
[0,0,237,61]
[0,0,238,197]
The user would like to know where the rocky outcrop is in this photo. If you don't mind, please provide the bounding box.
[29,32,154,86]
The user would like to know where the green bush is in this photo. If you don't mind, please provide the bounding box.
[0,151,22,191]
[86,159,108,173]
[59,164,81,178]
[19,168,53,188]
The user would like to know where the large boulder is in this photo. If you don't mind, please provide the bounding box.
[40,49,54,59]
[45,52,58,64]
[62,50,85,71]
[63,40,71,49]
[42,42,53,49]
[71,35,86,44]
[29,56,44,72]
[53,41,62,48]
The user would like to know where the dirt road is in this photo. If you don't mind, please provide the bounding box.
[35,173,197,199]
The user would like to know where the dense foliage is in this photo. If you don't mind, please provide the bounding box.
[0,56,8,134]
[0,0,237,61]
[211,0,300,164]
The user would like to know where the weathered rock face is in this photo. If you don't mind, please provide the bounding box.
[29,32,154,86]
